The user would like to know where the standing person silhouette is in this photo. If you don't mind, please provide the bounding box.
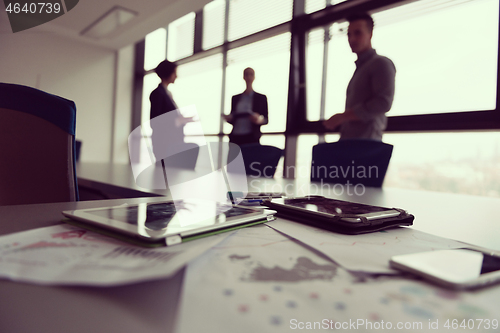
[323,13,396,141]
[223,67,268,146]
[149,60,197,169]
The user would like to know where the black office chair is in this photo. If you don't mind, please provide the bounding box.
[0,83,79,205]
[227,143,283,178]
[311,139,393,187]
[75,140,82,162]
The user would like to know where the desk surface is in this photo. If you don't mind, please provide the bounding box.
[76,162,500,251]
[1,163,500,333]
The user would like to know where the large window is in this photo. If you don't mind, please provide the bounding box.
[372,0,498,116]
[383,132,500,197]
[307,0,499,121]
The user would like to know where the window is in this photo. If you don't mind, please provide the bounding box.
[310,0,499,121]
[228,0,293,41]
[372,0,498,116]
[323,21,355,120]
[141,73,161,133]
[296,134,319,179]
[305,0,327,14]
[384,132,500,197]
[203,0,226,49]
[169,54,224,135]
[306,28,325,121]
[305,0,348,14]
[144,28,166,71]
[167,13,195,61]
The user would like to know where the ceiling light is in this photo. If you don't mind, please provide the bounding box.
[81,6,137,39]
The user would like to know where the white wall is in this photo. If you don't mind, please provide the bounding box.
[0,31,124,163]
[112,45,134,164]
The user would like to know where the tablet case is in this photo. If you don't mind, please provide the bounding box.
[262,197,414,234]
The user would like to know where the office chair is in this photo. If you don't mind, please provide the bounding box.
[75,140,82,162]
[0,83,79,205]
[311,139,393,187]
[228,143,283,178]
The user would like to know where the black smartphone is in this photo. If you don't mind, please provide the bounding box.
[262,196,413,234]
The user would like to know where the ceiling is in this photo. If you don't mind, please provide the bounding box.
[0,0,211,50]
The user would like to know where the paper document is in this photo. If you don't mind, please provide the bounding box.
[0,224,227,286]
[175,224,500,333]
[266,220,466,273]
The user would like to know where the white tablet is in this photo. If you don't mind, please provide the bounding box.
[63,198,276,247]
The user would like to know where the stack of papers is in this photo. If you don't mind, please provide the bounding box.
[0,216,480,285]
[0,224,226,286]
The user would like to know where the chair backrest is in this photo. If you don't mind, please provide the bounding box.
[311,139,393,187]
[228,143,283,178]
[0,83,79,205]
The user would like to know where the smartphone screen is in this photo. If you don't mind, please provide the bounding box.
[391,249,500,287]
[282,197,390,215]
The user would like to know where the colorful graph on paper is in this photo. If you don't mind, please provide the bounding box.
[175,225,500,333]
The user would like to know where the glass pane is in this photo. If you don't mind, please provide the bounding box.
[372,0,498,115]
[141,73,161,134]
[224,33,291,134]
[228,0,293,41]
[144,28,167,71]
[323,21,355,120]
[305,0,326,14]
[324,134,340,142]
[296,134,319,180]
[306,28,325,121]
[383,132,500,197]
[260,134,286,150]
[305,0,348,14]
[203,0,226,49]
[169,54,223,135]
[167,13,195,61]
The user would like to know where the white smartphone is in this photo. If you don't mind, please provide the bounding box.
[390,249,500,290]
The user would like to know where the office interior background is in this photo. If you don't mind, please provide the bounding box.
[1,0,499,197]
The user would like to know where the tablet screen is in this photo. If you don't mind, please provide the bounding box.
[86,200,259,232]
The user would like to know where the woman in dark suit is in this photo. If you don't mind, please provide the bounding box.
[223,67,268,146]
[150,60,181,120]
[149,60,197,168]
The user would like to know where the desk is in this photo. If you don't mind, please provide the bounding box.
[2,164,500,333]
[76,162,167,199]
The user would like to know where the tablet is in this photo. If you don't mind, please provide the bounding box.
[62,198,276,247]
[262,196,413,234]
